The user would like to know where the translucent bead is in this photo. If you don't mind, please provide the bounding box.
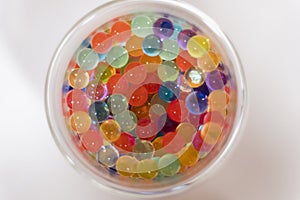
[91,32,112,54]
[66,89,89,111]
[162,132,185,154]
[177,74,192,93]
[176,122,197,143]
[139,54,162,72]
[176,50,197,72]
[206,70,225,91]
[129,86,149,107]
[158,154,180,177]
[131,15,154,38]
[116,156,138,177]
[70,111,91,133]
[184,67,205,88]
[131,103,150,120]
[192,130,203,151]
[177,29,196,50]
[153,18,174,39]
[201,122,222,145]
[158,61,179,82]
[107,94,128,115]
[137,159,158,180]
[68,69,89,89]
[133,140,155,161]
[178,145,199,167]
[150,93,169,109]
[185,91,208,115]
[208,90,229,113]
[88,101,110,123]
[170,23,182,40]
[142,34,162,57]
[187,35,210,58]
[107,74,128,94]
[114,110,137,132]
[86,80,107,101]
[76,48,99,70]
[97,145,119,167]
[106,46,129,68]
[159,38,180,61]
[203,111,225,126]
[125,36,144,57]
[99,119,121,142]
[158,81,180,103]
[198,51,220,72]
[166,100,188,123]
[81,130,103,153]
[124,62,147,85]
[95,62,116,83]
[110,21,132,43]
[113,132,136,153]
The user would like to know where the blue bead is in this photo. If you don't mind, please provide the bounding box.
[153,18,174,38]
[186,91,208,115]
[142,34,162,56]
[88,101,110,122]
[158,81,180,103]
[194,82,210,97]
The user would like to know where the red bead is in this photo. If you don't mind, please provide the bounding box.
[162,132,185,154]
[81,130,103,153]
[91,32,112,54]
[110,21,132,43]
[66,89,89,112]
[124,62,147,85]
[176,50,197,72]
[166,100,188,123]
[129,86,149,107]
[135,118,157,140]
[107,74,128,94]
[114,132,136,153]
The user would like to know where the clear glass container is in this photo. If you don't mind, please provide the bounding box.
[45,0,247,196]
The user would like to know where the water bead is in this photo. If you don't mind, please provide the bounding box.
[178,145,199,167]
[208,90,229,114]
[81,130,103,153]
[166,100,188,123]
[170,23,182,40]
[185,91,208,115]
[99,119,121,142]
[160,38,180,61]
[107,94,128,115]
[198,51,220,72]
[68,69,89,89]
[187,35,210,58]
[158,61,179,82]
[95,62,116,83]
[70,111,92,133]
[129,86,149,107]
[76,48,99,70]
[142,34,162,57]
[106,46,129,68]
[162,132,185,154]
[194,82,210,97]
[106,74,128,94]
[206,70,225,91]
[110,21,131,43]
[176,122,197,143]
[131,15,154,38]
[176,50,197,72]
[203,111,225,126]
[133,140,155,161]
[91,32,113,54]
[177,29,196,50]
[97,145,119,167]
[116,155,138,177]
[158,154,180,177]
[137,159,158,180]
[86,80,107,101]
[177,74,192,93]
[66,89,89,111]
[113,132,136,152]
[201,122,222,145]
[150,93,168,109]
[89,101,110,122]
[125,36,144,57]
[192,130,203,151]
[139,54,162,72]
[153,18,174,39]
[158,81,180,103]
[184,67,205,88]
[131,103,150,120]
[124,62,147,85]
[115,110,137,132]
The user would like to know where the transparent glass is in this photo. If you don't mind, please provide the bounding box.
[45,0,247,196]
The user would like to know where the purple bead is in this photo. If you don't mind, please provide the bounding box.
[219,71,228,85]
[177,29,196,50]
[206,70,225,91]
[192,131,203,151]
[153,18,174,39]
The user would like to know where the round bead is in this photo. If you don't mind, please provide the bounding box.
[68,69,89,89]
[166,100,188,123]
[129,86,149,107]
[131,15,154,38]
[201,122,222,145]
[107,94,128,115]
[137,159,158,180]
[186,91,208,115]
[158,81,180,103]
[81,130,103,153]
[142,34,162,57]
[66,89,89,111]
[116,156,138,177]
[176,122,197,143]
[110,21,132,43]
[91,32,112,54]
[187,35,210,58]
[153,18,174,39]
[198,51,220,72]
[184,67,205,88]
[162,132,185,154]
[86,80,107,101]
[125,36,144,57]
[124,62,147,85]
[106,74,128,94]
[76,48,99,70]
[177,74,192,93]
[176,50,197,72]
[97,145,119,167]
[158,154,180,177]
[114,110,137,132]
[160,38,180,61]
[177,29,196,50]
[70,111,91,133]
[131,103,150,120]
[178,145,199,167]
[113,132,136,152]
[140,54,162,72]
[206,70,225,90]
[208,90,229,114]
[133,140,155,161]
[88,101,110,123]
[106,46,129,68]
[150,93,168,109]
[94,62,116,83]
[158,61,179,82]
[99,119,121,142]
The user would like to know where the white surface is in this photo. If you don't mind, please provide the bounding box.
[0,0,300,199]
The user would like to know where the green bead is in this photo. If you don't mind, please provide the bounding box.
[107,94,129,114]
[158,60,179,82]
[106,46,129,68]
[131,15,154,38]
[114,110,137,132]
[76,48,99,70]
[158,154,180,177]
[160,39,180,61]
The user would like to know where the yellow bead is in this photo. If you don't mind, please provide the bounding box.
[187,35,210,58]
[184,67,205,88]
[208,90,229,114]
[178,145,199,167]
[197,51,220,72]
[95,62,116,83]
[201,122,222,145]
[176,122,197,143]
[137,159,158,180]
[133,140,155,160]
[68,69,89,89]
[99,119,121,142]
[116,156,138,177]
[70,111,91,133]
[125,35,144,57]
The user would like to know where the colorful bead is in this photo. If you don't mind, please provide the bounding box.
[176,50,197,72]
[89,101,110,123]
[187,35,210,58]
[184,67,205,88]
[137,159,158,179]
[166,100,188,123]
[160,38,180,61]
[177,29,196,50]
[99,119,121,142]
[158,61,179,82]
[70,111,91,133]
[116,156,138,177]
[76,48,99,70]
[176,122,197,143]
[91,32,112,54]
[97,145,119,167]
[125,36,144,57]
[113,132,136,152]
[158,81,180,103]
[178,145,199,167]
[95,62,116,83]
[129,86,149,107]
[133,140,155,160]
[185,91,208,115]
[124,62,147,85]
[153,18,174,38]
[106,46,129,68]
[206,70,225,91]
[66,89,89,111]
[68,69,89,89]
[110,21,132,43]
[198,51,220,72]
[142,34,162,57]
[131,15,154,38]
[106,74,128,94]
[201,122,222,145]
[107,94,128,115]
[158,154,180,177]
[162,132,185,154]
[115,110,137,132]
[81,130,103,152]
[86,80,107,101]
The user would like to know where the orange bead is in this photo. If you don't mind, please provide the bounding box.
[129,86,149,107]
[178,145,199,167]
[125,35,144,57]
[107,74,128,94]
[70,111,91,133]
[124,62,147,84]
[91,32,112,54]
[110,21,132,43]
[139,54,162,72]
[176,50,197,72]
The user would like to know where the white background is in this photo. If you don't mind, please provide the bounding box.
[0,0,300,199]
